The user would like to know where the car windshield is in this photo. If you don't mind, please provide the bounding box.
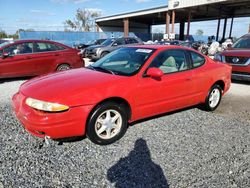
[86,40,96,45]
[89,47,155,76]
[232,36,250,49]
[0,41,12,48]
[101,38,116,46]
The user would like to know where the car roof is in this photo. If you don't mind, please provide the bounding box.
[129,44,190,50]
[0,39,72,49]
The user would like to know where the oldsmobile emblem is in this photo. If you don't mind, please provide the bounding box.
[232,57,239,63]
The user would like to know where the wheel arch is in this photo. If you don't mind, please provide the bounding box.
[56,63,71,71]
[213,80,225,92]
[86,97,132,127]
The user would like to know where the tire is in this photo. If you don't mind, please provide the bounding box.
[100,52,109,58]
[204,84,222,111]
[56,64,70,71]
[86,102,128,145]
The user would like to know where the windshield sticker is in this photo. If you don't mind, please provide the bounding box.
[136,49,152,53]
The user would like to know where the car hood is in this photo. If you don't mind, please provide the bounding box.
[221,49,250,57]
[20,68,128,107]
[86,45,105,50]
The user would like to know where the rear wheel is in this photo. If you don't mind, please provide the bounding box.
[86,102,128,145]
[204,84,222,111]
[57,64,70,71]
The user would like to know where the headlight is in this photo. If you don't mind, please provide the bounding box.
[95,48,102,54]
[25,98,69,112]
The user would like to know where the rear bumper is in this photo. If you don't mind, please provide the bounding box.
[12,92,94,139]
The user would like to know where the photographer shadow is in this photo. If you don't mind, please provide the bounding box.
[107,138,169,188]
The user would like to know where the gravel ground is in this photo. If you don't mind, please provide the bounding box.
[0,79,249,188]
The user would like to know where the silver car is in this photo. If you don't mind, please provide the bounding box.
[85,37,143,60]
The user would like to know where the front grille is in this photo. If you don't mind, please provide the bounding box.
[225,56,248,65]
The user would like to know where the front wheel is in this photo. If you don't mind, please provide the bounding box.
[204,85,222,111]
[57,64,70,71]
[86,102,128,145]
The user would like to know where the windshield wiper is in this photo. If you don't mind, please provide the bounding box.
[88,65,116,75]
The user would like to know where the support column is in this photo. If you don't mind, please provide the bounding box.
[222,17,227,42]
[216,19,221,41]
[96,24,100,32]
[124,18,129,37]
[179,20,185,40]
[171,10,175,34]
[165,11,170,38]
[186,10,191,38]
[229,17,234,38]
[249,24,250,33]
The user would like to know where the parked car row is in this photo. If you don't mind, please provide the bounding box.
[84,37,143,60]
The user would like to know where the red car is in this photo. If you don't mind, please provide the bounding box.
[0,39,84,78]
[214,34,250,81]
[12,45,231,145]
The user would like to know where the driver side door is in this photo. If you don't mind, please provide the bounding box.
[135,49,196,119]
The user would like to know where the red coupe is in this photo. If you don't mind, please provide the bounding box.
[0,39,84,78]
[12,45,231,145]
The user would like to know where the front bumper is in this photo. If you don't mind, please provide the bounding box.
[12,92,94,139]
[232,65,250,81]
[84,52,100,60]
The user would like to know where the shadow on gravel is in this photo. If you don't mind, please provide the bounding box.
[232,79,250,85]
[107,138,169,188]
[0,77,30,84]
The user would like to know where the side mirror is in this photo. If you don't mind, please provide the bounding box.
[146,67,164,79]
[1,52,10,59]
[112,42,118,46]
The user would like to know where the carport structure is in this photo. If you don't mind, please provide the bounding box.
[96,0,250,41]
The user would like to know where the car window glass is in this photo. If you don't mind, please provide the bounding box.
[149,49,188,74]
[0,49,3,56]
[115,38,125,45]
[129,38,138,44]
[34,42,65,53]
[190,52,205,68]
[4,42,33,55]
[232,36,250,48]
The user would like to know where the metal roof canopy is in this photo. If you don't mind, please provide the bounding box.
[96,0,250,27]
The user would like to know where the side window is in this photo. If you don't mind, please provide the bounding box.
[0,49,3,56]
[34,42,65,53]
[190,51,205,68]
[115,38,125,45]
[4,42,33,55]
[149,50,189,74]
[128,38,138,44]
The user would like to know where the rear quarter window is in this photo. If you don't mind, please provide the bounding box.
[190,51,205,68]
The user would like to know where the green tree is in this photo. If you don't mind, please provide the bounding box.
[64,8,101,32]
[196,29,204,36]
[0,30,7,38]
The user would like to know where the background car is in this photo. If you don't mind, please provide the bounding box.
[0,39,84,78]
[84,37,143,60]
[214,34,250,81]
[13,45,231,145]
[75,39,106,50]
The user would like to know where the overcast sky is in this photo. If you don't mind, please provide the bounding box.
[0,0,249,38]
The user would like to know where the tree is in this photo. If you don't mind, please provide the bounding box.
[64,8,101,32]
[0,30,7,39]
[196,29,204,36]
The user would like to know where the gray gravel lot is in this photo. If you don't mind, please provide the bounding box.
[0,78,249,188]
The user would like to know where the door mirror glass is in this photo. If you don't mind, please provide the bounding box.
[146,67,164,79]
